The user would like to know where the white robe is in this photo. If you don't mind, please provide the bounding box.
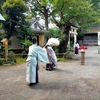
[46,46,57,65]
[26,44,49,83]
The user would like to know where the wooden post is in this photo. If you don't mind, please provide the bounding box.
[4,40,8,62]
[81,50,85,65]
[2,39,8,62]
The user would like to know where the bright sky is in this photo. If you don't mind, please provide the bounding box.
[39,19,56,28]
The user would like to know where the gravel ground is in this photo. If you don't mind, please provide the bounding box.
[0,46,100,100]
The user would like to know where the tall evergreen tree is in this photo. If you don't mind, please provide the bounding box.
[2,0,29,39]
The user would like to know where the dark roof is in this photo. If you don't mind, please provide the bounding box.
[31,29,45,34]
[30,18,45,34]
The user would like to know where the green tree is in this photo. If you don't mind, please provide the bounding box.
[90,0,100,23]
[45,27,61,38]
[0,0,5,12]
[51,0,100,52]
[2,0,29,39]
[16,20,34,52]
[24,0,100,53]
[28,0,50,30]
[91,0,100,10]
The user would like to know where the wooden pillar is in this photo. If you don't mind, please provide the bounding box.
[39,35,44,46]
[81,50,85,65]
[2,39,8,62]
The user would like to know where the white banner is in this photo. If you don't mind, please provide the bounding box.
[98,32,100,45]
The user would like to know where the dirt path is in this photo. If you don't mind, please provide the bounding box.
[0,46,100,100]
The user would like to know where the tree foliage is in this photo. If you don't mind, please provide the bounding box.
[1,0,29,39]
[90,0,100,22]
[16,20,34,52]
[28,0,100,53]
[1,0,100,53]
[0,0,5,12]
[45,27,60,38]
[28,0,50,30]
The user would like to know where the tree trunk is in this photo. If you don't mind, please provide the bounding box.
[58,23,70,53]
[7,23,16,39]
[44,7,48,30]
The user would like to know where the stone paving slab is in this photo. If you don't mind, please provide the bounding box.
[0,46,100,100]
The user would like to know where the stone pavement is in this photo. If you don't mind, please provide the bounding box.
[0,46,100,100]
